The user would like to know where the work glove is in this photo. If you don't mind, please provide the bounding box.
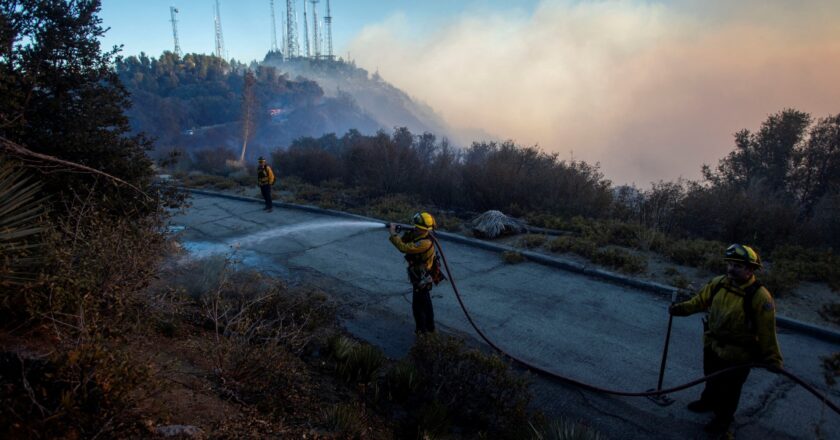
[669,304,688,316]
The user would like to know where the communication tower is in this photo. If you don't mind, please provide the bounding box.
[213,0,226,59]
[269,0,278,53]
[324,0,333,60]
[285,0,299,57]
[310,0,320,59]
[302,0,310,58]
[170,6,182,57]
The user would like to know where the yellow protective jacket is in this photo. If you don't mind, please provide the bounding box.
[389,230,435,272]
[257,165,275,186]
[671,275,783,367]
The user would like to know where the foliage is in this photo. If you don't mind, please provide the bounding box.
[384,360,420,403]
[326,336,385,384]
[519,234,548,249]
[323,403,368,439]
[409,334,531,435]
[0,342,150,439]
[0,0,155,214]
[528,417,604,440]
[0,161,45,287]
[590,248,647,274]
[502,251,525,264]
[822,353,840,387]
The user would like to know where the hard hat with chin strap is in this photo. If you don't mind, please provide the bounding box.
[412,212,435,231]
[724,243,762,269]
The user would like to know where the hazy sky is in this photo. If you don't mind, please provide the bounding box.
[100,1,840,185]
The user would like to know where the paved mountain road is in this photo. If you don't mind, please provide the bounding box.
[172,193,840,439]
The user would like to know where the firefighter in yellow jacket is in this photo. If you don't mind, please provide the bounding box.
[257,156,276,212]
[669,244,783,435]
[389,212,437,334]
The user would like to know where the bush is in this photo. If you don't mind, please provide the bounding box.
[337,344,385,384]
[591,248,647,274]
[548,236,598,258]
[409,334,531,435]
[519,234,548,249]
[327,335,385,384]
[323,403,367,438]
[528,417,604,440]
[660,239,726,272]
[191,146,238,175]
[0,342,150,438]
[385,361,420,403]
[502,251,525,264]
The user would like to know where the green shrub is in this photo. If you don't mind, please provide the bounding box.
[336,343,385,384]
[328,335,357,362]
[761,266,800,297]
[502,251,525,264]
[547,236,597,258]
[661,239,726,271]
[770,245,840,290]
[529,417,604,440]
[364,194,417,223]
[323,403,367,438]
[409,334,531,435]
[385,360,420,403]
[519,234,548,249]
[819,303,840,325]
[417,400,451,438]
[591,248,647,274]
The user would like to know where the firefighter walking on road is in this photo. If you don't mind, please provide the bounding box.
[389,212,442,334]
[669,244,783,436]
[257,156,276,212]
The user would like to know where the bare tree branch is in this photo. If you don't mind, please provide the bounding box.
[0,137,152,201]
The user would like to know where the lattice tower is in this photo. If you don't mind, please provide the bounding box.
[213,0,226,59]
[170,6,182,57]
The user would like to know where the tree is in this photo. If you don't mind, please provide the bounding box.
[705,109,810,195]
[0,0,153,210]
[239,70,256,162]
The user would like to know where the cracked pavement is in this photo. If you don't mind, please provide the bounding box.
[171,193,840,439]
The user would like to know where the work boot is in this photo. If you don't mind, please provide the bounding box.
[687,399,713,413]
[703,416,732,436]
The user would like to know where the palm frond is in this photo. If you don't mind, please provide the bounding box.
[0,161,46,286]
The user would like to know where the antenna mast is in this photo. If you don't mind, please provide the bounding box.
[170,6,182,57]
[325,0,333,60]
[285,0,298,58]
[269,0,278,53]
[310,0,320,59]
[302,0,310,58]
[213,0,226,59]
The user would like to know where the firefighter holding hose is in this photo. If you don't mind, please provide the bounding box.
[388,212,444,334]
[669,244,783,436]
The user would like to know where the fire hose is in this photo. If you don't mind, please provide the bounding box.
[425,233,840,417]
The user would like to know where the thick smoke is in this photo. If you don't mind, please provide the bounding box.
[347,0,840,184]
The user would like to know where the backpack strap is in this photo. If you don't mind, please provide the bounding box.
[708,276,763,332]
[742,280,764,332]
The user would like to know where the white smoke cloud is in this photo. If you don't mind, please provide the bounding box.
[347,0,840,185]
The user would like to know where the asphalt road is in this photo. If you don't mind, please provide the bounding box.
[171,193,840,439]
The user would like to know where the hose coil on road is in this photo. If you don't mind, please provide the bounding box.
[429,234,840,417]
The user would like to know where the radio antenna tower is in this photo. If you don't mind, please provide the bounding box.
[302,0,310,58]
[269,0,278,52]
[310,0,320,59]
[324,0,333,60]
[280,8,287,59]
[213,0,226,59]
[285,0,298,57]
[170,6,182,57]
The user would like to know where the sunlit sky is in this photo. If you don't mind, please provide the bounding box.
[100,0,840,185]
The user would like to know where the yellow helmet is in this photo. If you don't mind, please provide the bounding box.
[412,212,435,231]
[724,244,762,268]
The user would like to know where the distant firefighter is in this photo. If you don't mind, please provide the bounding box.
[669,244,782,436]
[388,212,445,334]
[256,156,276,212]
